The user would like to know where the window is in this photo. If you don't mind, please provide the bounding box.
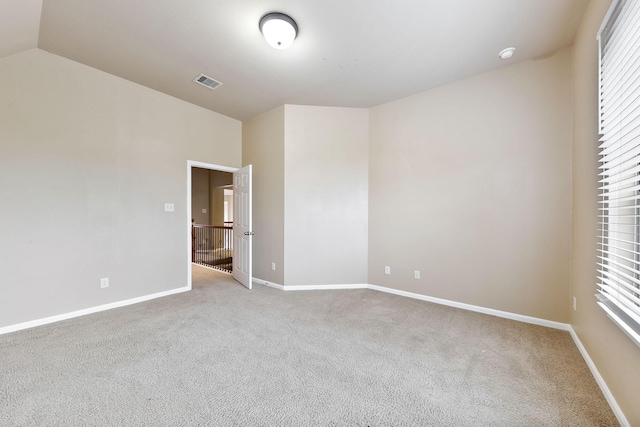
[597,0,640,347]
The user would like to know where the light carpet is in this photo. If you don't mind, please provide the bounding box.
[0,264,618,426]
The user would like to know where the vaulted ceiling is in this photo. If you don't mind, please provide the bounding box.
[2,0,589,120]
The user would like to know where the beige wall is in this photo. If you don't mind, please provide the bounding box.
[284,105,369,286]
[211,186,225,226]
[369,48,573,322]
[224,191,233,224]
[572,0,640,424]
[0,49,241,328]
[243,105,369,286]
[242,106,285,284]
[191,169,232,226]
[209,170,233,226]
[191,167,210,225]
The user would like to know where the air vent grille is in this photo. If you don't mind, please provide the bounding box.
[193,73,222,90]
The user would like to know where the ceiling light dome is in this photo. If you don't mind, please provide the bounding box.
[259,12,298,49]
[498,47,516,60]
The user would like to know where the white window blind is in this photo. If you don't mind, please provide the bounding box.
[597,0,640,347]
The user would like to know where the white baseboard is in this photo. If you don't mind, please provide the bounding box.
[568,327,630,427]
[0,286,191,336]
[192,262,232,275]
[286,284,369,290]
[252,278,285,290]
[367,284,571,331]
[252,277,368,291]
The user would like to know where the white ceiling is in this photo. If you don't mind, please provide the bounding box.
[3,0,589,120]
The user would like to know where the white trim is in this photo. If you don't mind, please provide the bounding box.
[187,160,237,173]
[285,284,369,291]
[569,327,630,427]
[367,284,570,331]
[252,277,368,291]
[252,278,285,290]
[0,286,190,336]
[186,160,238,291]
[192,262,232,275]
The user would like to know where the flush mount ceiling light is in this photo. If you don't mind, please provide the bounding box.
[259,12,298,49]
[498,47,516,60]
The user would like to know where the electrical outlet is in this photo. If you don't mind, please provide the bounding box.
[100,278,109,289]
[164,203,175,212]
[414,270,420,279]
[202,208,207,213]
[271,262,276,271]
[573,296,577,311]
[384,266,391,275]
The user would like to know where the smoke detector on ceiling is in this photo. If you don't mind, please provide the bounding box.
[193,73,222,90]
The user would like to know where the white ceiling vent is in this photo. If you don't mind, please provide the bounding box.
[193,73,222,90]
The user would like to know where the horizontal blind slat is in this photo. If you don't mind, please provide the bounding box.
[598,278,640,308]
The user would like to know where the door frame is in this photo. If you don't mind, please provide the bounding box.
[187,160,238,290]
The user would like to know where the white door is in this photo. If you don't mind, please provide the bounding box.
[233,165,252,289]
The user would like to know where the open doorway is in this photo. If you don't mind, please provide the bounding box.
[191,167,234,273]
[187,161,237,290]
[187,161,253,290]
